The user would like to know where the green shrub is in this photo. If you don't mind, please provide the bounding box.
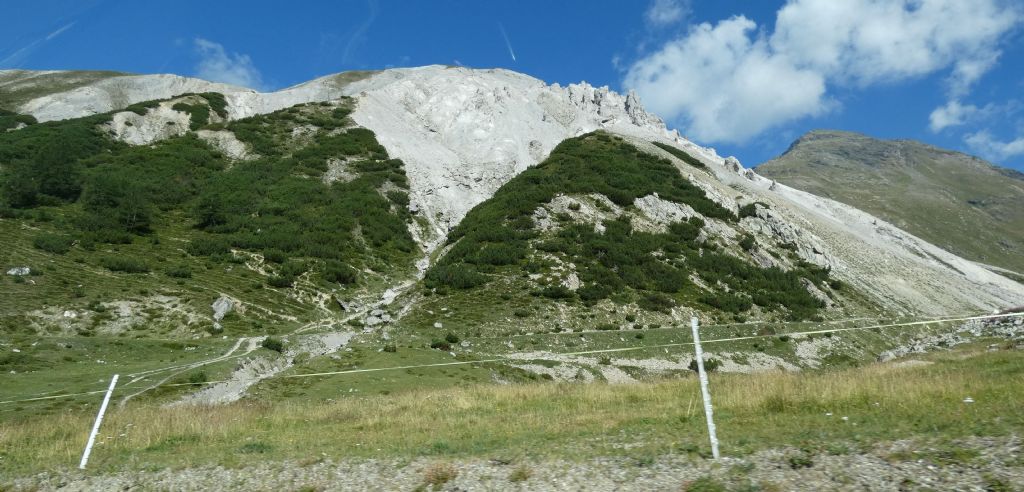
[164,264,192,278]
[266,275,294,288]
[198,92,229,118]
[32,233,72,254]
[425,263,487,289]
[124,100,159,115]
[683,476,726,492]
[578,284,613,303]
[187,236,232,257]
[279,259,308,279]
[99,256,150,273]
[688,357,722,373]
[651,141,707,170]
[444,332,460,344]
[323,260,357,285]
[638,292,676,313]
[187,371,208,385]
[741,201,771,219]
[261,337,285,353]
[787,451,814,469]
[0,109,37,131]
[262,248,287,263]
[596,323,619,331]
[430,339,452,351]
[739,234,755,251]
[172,102,211,130]
[537,285,574,299]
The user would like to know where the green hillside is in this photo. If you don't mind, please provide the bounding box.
[758,130,1024,277]
[0,95,418,338]
[396,133,847,340]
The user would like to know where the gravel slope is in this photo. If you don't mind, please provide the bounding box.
[9,437,1021,491]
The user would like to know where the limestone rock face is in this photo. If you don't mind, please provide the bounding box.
[633,194,698,229]
[103,104,192,145]
[340,67,678,247]
[15,74,247,122]
[196,129,254,161]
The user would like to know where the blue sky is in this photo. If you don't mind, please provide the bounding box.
[3,0,1023,170]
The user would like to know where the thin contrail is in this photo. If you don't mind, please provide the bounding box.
[498,23,516,62]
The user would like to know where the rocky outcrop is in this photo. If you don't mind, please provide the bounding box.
[633,194,698,231]
[103,104,192,145]
[196,129,254,161]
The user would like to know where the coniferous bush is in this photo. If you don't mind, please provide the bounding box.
[99,256,150,273]
[32,233,72,254]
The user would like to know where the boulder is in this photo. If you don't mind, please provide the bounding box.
[212,295,234,322]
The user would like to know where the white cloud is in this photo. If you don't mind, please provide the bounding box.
[625,0,1022,143]
[965,130,1024,160]
[625,16,828,142]
[929,100,980,132]
[193,38,264,90]
[645,0,689,26]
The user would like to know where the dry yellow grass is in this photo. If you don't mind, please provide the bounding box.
[1,345,1020,477]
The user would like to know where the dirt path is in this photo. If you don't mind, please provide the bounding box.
[117,336,259,407]
[175,332,354,405]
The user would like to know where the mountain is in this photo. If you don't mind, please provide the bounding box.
[2,66,1023,409]
[758,130,1024,278]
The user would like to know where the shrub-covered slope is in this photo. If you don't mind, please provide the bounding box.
[0,95,418,337]
[401,133,846,336]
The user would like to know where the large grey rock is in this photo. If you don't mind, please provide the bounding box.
[212,295,234,322]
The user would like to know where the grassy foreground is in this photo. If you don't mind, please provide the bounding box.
[1,343,1021,477]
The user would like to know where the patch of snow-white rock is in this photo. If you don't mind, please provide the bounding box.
[341,66,683,243]
[103,104,192,145]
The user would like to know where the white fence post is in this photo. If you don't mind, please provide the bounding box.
[691,316,720,459]
[79,374,119,469]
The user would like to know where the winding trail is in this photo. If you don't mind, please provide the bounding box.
[117,336,260,407]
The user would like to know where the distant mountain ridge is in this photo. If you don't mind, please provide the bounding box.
[758,130,1024,277]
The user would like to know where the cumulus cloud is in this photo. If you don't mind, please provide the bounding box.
[193,38,264,90]
[965,131,1024,160]
[645,0,689,26]
[625,0,1022,143]
[625,16,828,142]
[929,100,980,132]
